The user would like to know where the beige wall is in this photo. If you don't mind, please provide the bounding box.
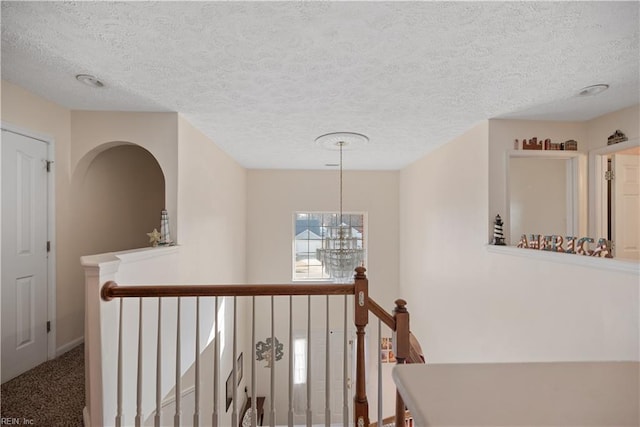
[508,157,568,245]
[176,115,247,284]
[400,119,638,364]
[585,104,640,151]
[246,169,400,422]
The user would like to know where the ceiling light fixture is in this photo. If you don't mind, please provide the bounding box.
[315,132,368,282]
[75,74,104,88]
[577,84,609,97]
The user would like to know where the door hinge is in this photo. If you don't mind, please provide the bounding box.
[47,241,51,252]
[47,321,51,333]
[605,170,615,181]
[46,160,53,172]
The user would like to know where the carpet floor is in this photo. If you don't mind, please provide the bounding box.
[1,344,84,426]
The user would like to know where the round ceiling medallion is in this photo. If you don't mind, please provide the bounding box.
[315,132,369,150]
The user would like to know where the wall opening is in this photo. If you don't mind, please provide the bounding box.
[74,144,166,256]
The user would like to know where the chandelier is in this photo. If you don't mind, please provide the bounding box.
[315,132,368,283]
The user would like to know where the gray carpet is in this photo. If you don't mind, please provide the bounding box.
[1,344,84,426]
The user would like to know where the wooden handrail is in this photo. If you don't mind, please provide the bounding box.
[367,297,395,330]
[101,281,354,301]
[99,268,419,427]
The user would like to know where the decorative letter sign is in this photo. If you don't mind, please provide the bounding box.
[517,234,612,258]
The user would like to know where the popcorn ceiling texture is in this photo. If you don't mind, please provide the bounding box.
[1,2,638,170]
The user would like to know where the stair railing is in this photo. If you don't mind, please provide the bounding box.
[92,265,419,426]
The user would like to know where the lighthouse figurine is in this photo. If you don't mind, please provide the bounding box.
[159,209,173,245]
[492,214,506,246]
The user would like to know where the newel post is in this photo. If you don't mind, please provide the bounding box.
[353,266,369,427]
[393,299,410,427]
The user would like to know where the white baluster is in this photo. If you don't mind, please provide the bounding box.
[270,296,276,427]
[136,298,143,427]
[252,297,257,427]
[212,297,219,427]
[232,297,238,427]
[377,318,382,427]
[343,295,348,427]
[306,295,312,427]
[325,296,330,427]
[116,298,123,427]
[194,297,200,427]
[155,298,162,427]
[288,296,293,427]
[174,297,181,427]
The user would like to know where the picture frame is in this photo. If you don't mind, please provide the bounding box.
[380,336,394,363]
[225,371,233,411]
[237,352,243,385]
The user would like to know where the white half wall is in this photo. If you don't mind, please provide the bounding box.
[400,120,639,364]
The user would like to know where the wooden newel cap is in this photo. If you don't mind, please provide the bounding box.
[101,281,117,301]
[355,266,367,279]
[394,299,407,312]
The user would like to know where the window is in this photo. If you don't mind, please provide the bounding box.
[293,212,366,281]
[293,338,306,384]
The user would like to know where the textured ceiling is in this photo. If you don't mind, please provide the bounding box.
[1,1,638,170]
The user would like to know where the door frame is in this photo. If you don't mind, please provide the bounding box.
[1,121,56,360]
[589,137,640,243]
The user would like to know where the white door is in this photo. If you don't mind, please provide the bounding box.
[613,153,640,261]
[1,129,50,383]
[305,329,353,425]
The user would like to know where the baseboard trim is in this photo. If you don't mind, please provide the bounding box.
[83,406,90,427]
[56,336,84,357]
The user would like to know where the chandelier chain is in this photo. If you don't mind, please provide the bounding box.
[339,141,343,226]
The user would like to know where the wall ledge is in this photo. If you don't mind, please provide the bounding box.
[486,244,640,275]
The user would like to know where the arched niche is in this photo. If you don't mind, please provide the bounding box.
[71,142,166,257]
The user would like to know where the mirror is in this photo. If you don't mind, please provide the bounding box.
[507,151,583,246]
[589,138,640,261]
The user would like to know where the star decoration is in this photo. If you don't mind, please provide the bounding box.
[147,228,161,247]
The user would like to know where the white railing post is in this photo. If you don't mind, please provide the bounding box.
[155,298,162,427]
[194,297,201,427]
[343,295,349,427]
[288,296,294,427]
[325,296,331,427]
[174,297,182,427]
[212,297,219,427]
[82,254,121,427]
[135,298,143,427]
[306,295,312,427]
[270,296,276,426]
[116,298,124,427]
[232,297,238,427]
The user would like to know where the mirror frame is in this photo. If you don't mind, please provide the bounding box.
[504,150,587,246]
[588,137,640,241]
